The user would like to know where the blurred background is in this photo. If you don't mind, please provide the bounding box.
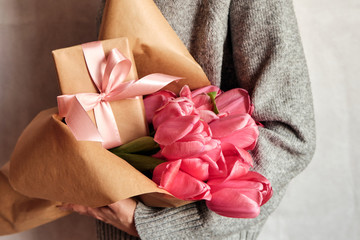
[0,0,359,239]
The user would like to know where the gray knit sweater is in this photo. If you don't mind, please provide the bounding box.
[97,0,316,239]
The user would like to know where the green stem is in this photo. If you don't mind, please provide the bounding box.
[113,152,165,172]
[207,91,219,114]
[109,136,159,154]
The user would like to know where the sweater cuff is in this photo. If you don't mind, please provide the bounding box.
[134,201,262,240]
[96,219,140,240]
[134,201,206,239]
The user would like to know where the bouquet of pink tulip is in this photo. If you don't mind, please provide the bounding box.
[110,85,272,218]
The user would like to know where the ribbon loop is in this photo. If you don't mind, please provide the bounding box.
[57,41,180,149]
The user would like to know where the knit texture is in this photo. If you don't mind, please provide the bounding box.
[97,0,316,239]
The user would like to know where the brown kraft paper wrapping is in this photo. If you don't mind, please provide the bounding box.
[9,107,174,207]
[99,0,210,94]
[0,162,69,235]
[5,0,210,235]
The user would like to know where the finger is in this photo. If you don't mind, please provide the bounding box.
[108,198,137,208]
[65,204,110,223]
[108,199,137,220]
[57,203,73,211]
[98,206,118,222]
[71,204,91,216]
[108,198,136,213]
[86,207,108,222]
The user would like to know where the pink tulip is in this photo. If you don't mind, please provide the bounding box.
[190,85,222,111]
[191,85,222,98]
[181,85,219,123]
[209,143,253,180]
[144,90,176,124]
[199,145,223,177]
[144,85,272,218]
[180,157,211,181]
[155,115,220,159]
[199,110,220,123]
[178,145,222,182]
[190,86,253,115]
[154,115,200,145]
[206,171,273,218]
[152,98,197,129]
[179,85,193,100]
[209,113,259,150]
[152,160,212,201]
[215,88,254,115]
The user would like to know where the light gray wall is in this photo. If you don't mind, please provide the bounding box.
[1,0,359,239]
[259,0,360,239]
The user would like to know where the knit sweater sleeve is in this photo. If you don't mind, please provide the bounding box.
[133,0,316,239]
[227,0,316,224]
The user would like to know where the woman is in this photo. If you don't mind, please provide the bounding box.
[62,0,316,239]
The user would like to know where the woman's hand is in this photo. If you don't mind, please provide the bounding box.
[58,198,139,237]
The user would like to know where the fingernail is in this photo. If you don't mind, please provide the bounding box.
[57,206,69,211]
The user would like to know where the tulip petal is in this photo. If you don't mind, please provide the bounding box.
[179,85,192,100]
[152,161,174,185]
[206,188,261,218]
[215,88,252,115]
[200,144,223,172]
[208,171,273,206]
[161,140,205,159]
[191,85,221,97]
[154,115,200,145]
[209,114,251,138]
[221,142,253,167]
[210,114,259,150]
[153,160,212,201]
[208,153,227,179]
[199,110,219,123]
[152,98,195,129]
[209,179,263,193]
[187,121,205,135]
[181,158,210,181]
[223,159,249,181]
[192,95,213,110]
[159,160,182,188]
[217,143,253,181]
[239,172,273,205]
[144,91,176,123]
[203,139,220,153]
[219,125,259,150]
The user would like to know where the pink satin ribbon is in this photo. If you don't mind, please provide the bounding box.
[57,41,179,149]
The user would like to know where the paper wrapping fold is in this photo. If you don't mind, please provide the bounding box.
[99,0,210,94]
[9,107,181,207]
[4,0,210,235]
[0,162,69,235]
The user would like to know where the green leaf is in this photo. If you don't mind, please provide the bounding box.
[207,91,219,114]
[114,152,165,172]
[109,136,159,154]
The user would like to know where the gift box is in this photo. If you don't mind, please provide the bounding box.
[53,38,151,149]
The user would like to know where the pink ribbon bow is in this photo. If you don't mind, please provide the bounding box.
[57,41,179,149]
